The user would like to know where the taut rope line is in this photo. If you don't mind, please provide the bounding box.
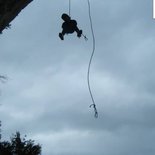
[69,0,71,16]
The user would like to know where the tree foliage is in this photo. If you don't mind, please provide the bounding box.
[0,132,41,155]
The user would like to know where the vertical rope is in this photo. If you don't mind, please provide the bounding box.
[67,0,98,117]
[87,0,98,118]
[69,0,71,16]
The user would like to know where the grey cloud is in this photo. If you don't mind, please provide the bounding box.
[1,0,155,155]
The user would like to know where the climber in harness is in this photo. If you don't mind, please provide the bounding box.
[59,13,83,40]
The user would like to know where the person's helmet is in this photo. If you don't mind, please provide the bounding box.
[61,13,71,21]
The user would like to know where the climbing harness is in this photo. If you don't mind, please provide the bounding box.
[87,0,98,118]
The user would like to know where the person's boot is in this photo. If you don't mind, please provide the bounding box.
[59,33,64,40]
[77,30,82,38]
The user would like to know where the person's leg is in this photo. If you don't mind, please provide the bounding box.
[74,26,82,37]
[59,32,64,40]
[62,29,67,35]
[59,27,67,40]
[71,20,82,37]
[59,22,68,40]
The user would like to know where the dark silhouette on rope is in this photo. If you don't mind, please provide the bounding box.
[87,0,98,118]
[59,13,83,40]
[59,0,88,41]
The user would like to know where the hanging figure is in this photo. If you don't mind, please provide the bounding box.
[59,13,83,40]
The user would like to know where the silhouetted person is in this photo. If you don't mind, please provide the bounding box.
[59,13,82,40]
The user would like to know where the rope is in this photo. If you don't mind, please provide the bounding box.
[67,0,98,117]
[82,34,88,41]
[69,0,71,16]
[68,0,88,41]
[87,0,98,118]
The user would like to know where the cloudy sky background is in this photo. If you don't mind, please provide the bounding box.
[1,0,155,155]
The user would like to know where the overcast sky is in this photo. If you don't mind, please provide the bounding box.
[1,0,155,155]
